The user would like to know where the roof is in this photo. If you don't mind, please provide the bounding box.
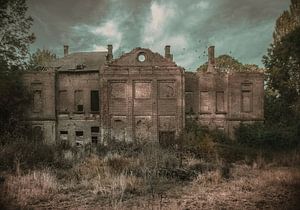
[48,51,107,71]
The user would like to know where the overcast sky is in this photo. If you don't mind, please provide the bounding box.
[27,0,290,70]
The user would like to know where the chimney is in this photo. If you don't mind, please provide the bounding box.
[165,45,173,61]
[207,46,216,72]
[63,45,69,57]
[106,44,113,61]
[208,46,215,65]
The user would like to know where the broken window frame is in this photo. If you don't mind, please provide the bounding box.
[91,127,100,145]
[75,131,84,146]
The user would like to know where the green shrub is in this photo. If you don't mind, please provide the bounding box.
[235,122,299,150]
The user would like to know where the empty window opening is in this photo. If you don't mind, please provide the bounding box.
[91,127,99,133]
[75,90,84,112]
[90,90,99,112]
[76,131,84,136]
[92,136,98,144]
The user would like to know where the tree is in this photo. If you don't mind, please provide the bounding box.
[0,0,35,69]
[263,27,300,104]
[0,61,30,133]
[28,49,57,71]
[263,0,300,125]
[273,0,300,43]
[0,0,34,133]
[197,54,263,73]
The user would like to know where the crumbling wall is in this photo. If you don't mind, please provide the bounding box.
[56,71,101,146]
[101,47,184,144]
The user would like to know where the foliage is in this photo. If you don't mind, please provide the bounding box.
[260,0,300,153]
[197,54,263,72]
[235,122,300,151]
[0,0,35,69]
[273,0,300,43]
[264,90,299,126]
[0,0,34,132]
[0,61,30,132]
[263,27,300,106]
[28,48,57,71]
[0,137,55,171]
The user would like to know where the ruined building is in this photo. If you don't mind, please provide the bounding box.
[22,45,264,146]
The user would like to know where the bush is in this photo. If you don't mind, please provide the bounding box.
[0,137,56,171]
[235,122,300,151]
[0,133,75,172]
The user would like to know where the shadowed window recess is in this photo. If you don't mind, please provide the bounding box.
[90,90,99,112]
[91,126,100,144]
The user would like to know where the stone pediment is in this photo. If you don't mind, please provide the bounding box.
[108,48,177,67]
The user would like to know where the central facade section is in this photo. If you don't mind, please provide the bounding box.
[101,47,184,144]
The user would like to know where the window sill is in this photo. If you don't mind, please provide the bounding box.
[73,111,84,114]
[90,111,100,114]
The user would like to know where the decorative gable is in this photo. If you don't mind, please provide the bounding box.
[108,48,177,67]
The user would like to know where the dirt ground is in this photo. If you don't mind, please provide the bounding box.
[4,165,297,210]
[119,166,300,210]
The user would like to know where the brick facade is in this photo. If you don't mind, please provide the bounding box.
[22,45,264,145]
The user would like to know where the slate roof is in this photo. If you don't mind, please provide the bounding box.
[48,51,107,71]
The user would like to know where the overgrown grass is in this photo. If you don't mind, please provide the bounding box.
[0,120,299,208]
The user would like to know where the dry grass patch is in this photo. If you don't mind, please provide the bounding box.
[1,169,58,207]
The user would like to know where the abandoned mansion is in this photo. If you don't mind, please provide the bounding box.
[22,45,264,146]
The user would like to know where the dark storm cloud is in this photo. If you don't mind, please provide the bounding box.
[27,0,290,70]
